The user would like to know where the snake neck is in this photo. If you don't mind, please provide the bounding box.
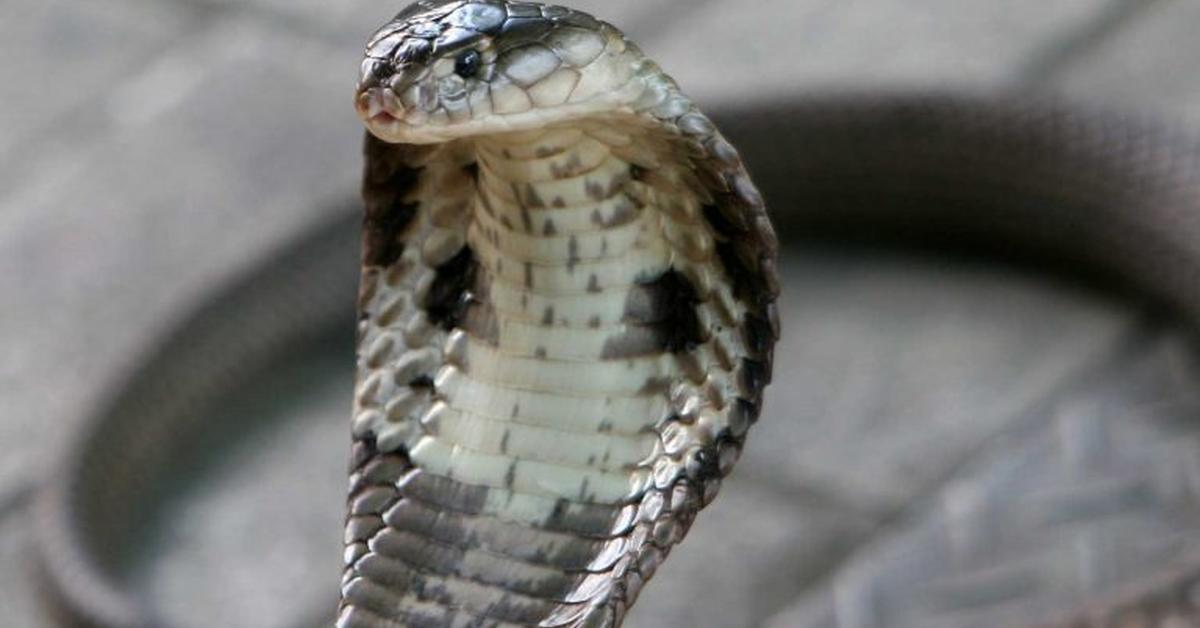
[470,125,668,343]
[409,123,687,506]
[345,116,750,626]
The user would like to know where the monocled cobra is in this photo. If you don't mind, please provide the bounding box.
[32,1,1200,628]
[345,2,777,625]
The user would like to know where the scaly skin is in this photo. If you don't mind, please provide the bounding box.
[341,2,778,626]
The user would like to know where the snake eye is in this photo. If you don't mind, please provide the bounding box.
[454,49,481,78]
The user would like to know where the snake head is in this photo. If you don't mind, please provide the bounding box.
[355,0,663,144]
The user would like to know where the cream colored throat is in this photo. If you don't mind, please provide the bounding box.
[403,124,682,509]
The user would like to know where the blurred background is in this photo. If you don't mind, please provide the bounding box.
[5,1,1200,627]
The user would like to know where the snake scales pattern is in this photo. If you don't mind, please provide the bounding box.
[343,2,777,626]
[31,1,1200,628]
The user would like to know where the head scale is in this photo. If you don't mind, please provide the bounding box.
[355,0,648,144]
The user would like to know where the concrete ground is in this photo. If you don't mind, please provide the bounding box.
[4,0,1200,626]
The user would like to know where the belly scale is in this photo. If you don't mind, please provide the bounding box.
[341,123,716,627]
[408,126,677,510]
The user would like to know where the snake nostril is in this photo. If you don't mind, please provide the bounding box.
[358,58,395,89]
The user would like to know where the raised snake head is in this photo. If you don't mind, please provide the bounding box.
[354,0,674,144]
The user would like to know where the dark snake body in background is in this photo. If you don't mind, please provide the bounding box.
[32,1,1200,628]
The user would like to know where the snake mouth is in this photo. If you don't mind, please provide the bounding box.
[355,88,401,125]
[356,85,459,144]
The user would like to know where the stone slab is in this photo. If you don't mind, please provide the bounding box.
[0,501,43,628]
[743,248,1136,515]
[645,0,1125,105]
[187,0,665,48]
[764,329,1200,628]
[1051,1,1200,124]
[625,478,871,628]
[0,17,362,502]
[0,0,195,174]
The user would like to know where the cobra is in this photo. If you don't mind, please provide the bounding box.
[342,1,777,626]
[34,1,1200,628]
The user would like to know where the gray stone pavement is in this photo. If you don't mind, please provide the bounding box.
[764,330,1200,628]
[1053,1,1200,123]
[4,0,1200,626]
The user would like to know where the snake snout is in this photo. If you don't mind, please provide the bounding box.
[355,88,400,125]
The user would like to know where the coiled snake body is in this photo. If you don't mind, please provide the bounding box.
[33,1,1200,628]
